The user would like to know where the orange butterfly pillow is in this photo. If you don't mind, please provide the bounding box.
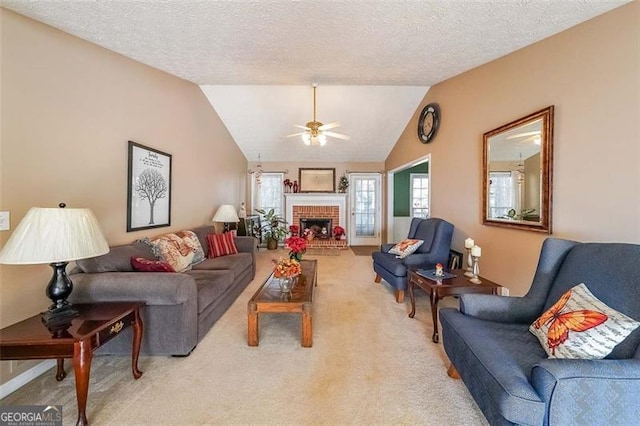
[530,283,640,359]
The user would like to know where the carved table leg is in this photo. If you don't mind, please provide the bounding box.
[248,304,259,346]
[301,303,313,348]
[131,307,143,379]
[73,339,93,426]
[56,358,66,381]
[408,280,416,318]
[430,289,441,343]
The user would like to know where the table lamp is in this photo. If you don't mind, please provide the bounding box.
[0,203,109,327]
[212,204,240,233]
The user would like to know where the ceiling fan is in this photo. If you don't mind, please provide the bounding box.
[287,83,350,146]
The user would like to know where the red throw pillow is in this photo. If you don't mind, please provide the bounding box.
[207,233,238,258]
[130,257,175,273]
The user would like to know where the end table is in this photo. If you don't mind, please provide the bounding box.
[408,269,501,343]
[0,302,144,426]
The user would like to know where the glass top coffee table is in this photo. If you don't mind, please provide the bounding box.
[247,259,317,347]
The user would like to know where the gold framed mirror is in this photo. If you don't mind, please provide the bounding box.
[482,106,554,233]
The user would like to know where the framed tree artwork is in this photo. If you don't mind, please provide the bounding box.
[127,141,172,232]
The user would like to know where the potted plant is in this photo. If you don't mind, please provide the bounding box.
[256,208,288,250]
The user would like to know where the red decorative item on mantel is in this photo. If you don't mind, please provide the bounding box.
[293,180,299,193]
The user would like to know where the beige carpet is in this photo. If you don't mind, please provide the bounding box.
[2,248,487,425]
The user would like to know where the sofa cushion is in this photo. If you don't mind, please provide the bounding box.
[530,283,640,359]
[389,239,424,258]
[76,241,155,273]
[192,252,252,276]
[131,256,175,273]
[207,233,238,258]
[186,270,235,314]
[147,233,195,272]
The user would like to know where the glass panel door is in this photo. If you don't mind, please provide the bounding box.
[349,173,381,246]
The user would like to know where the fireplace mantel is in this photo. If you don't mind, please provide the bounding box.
[284,193,347,230]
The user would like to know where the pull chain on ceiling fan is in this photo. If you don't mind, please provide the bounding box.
[287,83,350,146]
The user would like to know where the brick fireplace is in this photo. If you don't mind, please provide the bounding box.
[284,193,348,249]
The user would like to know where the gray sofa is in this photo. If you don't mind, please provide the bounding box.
[440,238,640,425]
[69,226,257,356]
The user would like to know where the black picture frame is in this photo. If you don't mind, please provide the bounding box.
[299,168,336,193]
[127,141,172,232]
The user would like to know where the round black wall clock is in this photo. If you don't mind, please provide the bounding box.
[418,103,440,143]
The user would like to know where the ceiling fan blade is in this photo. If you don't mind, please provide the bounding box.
[324,131,350,141]
[319,122,340,131]
[293,124,311,130]
[287,132,305,138]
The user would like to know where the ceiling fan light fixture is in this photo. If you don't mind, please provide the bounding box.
[318,133,327,146]
[302,133,311,145]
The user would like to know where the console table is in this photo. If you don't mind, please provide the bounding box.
[0,302,144,426]
[408,269,501,343]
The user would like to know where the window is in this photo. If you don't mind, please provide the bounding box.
[252,172,284,217]
[410,173,429,218]
[488,171,513,218]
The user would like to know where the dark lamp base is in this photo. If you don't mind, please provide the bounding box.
[41,304,78,337]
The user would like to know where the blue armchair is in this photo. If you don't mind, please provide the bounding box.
[440,238,640,425]
[372,217,453,303]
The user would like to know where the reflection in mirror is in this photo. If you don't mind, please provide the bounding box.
[482,106,554,233]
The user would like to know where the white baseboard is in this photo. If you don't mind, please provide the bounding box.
[0,360,55,399]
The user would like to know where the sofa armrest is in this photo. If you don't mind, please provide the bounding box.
[531,358,640,424]
[459,293,540,323]
[235,236,257,253]
[70,272,197,306]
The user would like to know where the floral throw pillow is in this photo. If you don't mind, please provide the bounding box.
[389,239,424,259]
[148,233,195,272]
[130,257,175,273]
[530,283,640,359]
[175,230,205,265]
[207,233,238,258]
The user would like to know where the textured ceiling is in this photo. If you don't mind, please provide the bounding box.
[1,0,630,162]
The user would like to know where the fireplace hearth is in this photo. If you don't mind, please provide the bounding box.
[300,218,333,238]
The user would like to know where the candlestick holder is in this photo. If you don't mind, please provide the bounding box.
[469,256,482,284]
[464,247,474,277]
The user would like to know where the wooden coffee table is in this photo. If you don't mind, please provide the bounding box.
[0,302,143,426]
[408,269,501,343]
[248,259,317,347]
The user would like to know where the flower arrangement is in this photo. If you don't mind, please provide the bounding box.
[273,257,302,279]
[289,225,300,236]
[283,178,293,192]
[333,225,345,239]
[285,236,307,261]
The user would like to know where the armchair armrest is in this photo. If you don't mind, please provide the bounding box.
[381,243,395,253]
[459,294,541,323]
[531,358,640,424]
[70,272,198,306]
[402,252,439,269]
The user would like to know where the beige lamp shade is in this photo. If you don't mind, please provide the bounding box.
[0,207,110,264]
[212,204,240,223]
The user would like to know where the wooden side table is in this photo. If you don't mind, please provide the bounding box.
[0,302,144,426]
[408,269,501,343]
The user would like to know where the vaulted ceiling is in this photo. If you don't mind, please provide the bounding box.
[1,0,630,162]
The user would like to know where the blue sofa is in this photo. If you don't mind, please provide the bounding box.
[440,238,640,425]
[372,217,453,302]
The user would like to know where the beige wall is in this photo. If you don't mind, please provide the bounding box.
[386,2,640,296]
[0,8,247,338]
